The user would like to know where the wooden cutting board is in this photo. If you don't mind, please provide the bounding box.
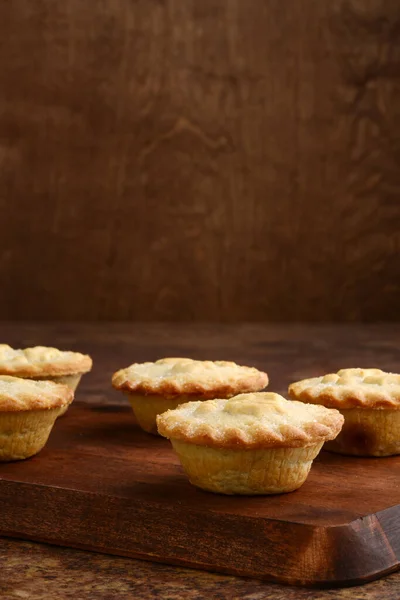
[0,402,399,588]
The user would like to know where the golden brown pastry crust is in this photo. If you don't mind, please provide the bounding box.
[0,345,92,377]
[112,358,269,398]
[323,407,400,457]
[0,375,73,412]
[126,393,206,435]
[0,409,62,461]
[288,368,400,409]
[157,392,343,449]
[171,439,324,495]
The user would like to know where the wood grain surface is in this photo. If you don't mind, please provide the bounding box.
[1,403,400,587]
[0,1,399,321]
[0,322,400,587]
[1,323,400,598]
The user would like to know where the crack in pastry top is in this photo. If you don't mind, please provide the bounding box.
[112,358,269,398]
[0,375,74,411]
[289,368,400,409]
[0,345,92,377]
[156,392,344,449]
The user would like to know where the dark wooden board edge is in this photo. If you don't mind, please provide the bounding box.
[0,480,399,588]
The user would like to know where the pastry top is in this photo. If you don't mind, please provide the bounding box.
[157,392,343,449]
[0,345,92,377]
[112,358,269,399]
[289,368,400,409]
[0,375,74,412]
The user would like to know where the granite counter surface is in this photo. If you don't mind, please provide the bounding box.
[1,538,399,600]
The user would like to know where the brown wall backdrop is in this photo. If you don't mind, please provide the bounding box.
[0,0,399,321]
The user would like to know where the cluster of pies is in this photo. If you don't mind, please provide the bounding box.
[1,345,400,496]
[113,360,400,495]
[0,345,92,461]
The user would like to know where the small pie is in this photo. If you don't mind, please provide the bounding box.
[112,358,269,434]
[157,392,343,495]
[289,368,400,456]
[0,375,73,461]
[0,345,92,415]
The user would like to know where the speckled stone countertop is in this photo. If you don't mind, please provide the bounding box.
[0,538,399,600]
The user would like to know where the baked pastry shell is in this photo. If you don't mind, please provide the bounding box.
[127,394,206,435]
[33,373,82,416]
[324,407,400,457]
[0,376,73,412]
[114,358,269,435]
[112,358,269,398]
[289,370,400,456]
[157,393,343,494]
[171,440,324,495]
[0,407,63,461]
[157,397,344,449]
[288,369,400,409]
[0,345,92,378]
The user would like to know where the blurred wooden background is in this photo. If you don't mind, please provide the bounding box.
[0,0,399,321]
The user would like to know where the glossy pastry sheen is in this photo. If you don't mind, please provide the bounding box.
[157,392,343,495]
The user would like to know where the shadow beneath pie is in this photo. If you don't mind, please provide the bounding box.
[66,421,168,449]
[110,475,207,503]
